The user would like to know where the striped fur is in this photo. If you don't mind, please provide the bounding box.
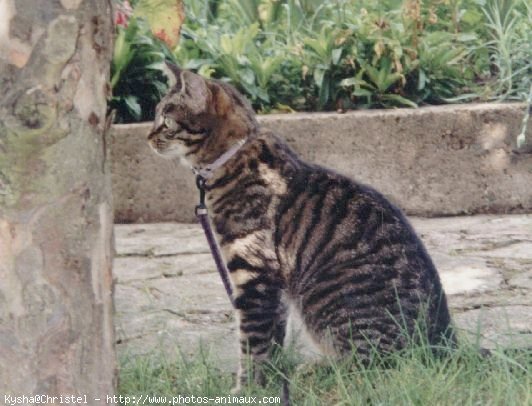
[148,66,455,390]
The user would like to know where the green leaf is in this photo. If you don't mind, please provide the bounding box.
[318,77,330,108]
[456,33,478,42]
[224,0,261,26]
[352,88,373,97]
[380,72,403,92]
[340,77,358,87]
[332,48,343,65]
[240,69,256,85]
[123,96,142,120]
[418,70,427,91]
[381,94,418,108]
[152,80,168,94]
[313,68,326,88]
[145,62,165,70]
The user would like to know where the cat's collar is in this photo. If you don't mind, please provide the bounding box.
[191,138,247,179]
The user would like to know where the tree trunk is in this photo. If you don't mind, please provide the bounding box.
[0,0,116,400]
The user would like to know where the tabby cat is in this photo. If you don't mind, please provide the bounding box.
[148,64,455,390]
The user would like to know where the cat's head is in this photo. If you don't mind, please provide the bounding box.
[147,63,258,168]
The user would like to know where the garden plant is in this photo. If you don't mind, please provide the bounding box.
[111,0,531,123]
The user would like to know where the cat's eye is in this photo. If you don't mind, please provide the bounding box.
[164,116,179,131]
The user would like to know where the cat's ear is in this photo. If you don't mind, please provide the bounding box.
[162,61,183,89]
[179,70,210,114]
[206,82,234,117]
[162,65,212,115]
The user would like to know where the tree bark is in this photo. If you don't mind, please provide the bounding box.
[0,0,116,400]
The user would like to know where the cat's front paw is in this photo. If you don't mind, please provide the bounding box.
[231,365,246,394]
[230,383,242,395]
[231,362,265,393]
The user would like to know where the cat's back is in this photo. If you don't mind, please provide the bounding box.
[269,147,453,352]
[255,130,434,282]
[274,157,431,280]
[252,130,440,287]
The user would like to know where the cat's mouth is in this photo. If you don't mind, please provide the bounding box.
[147,134,185,159]
[152,145,183,159]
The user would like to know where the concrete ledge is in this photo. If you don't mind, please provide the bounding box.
[110,103,532,223]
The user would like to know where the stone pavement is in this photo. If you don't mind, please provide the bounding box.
[113,215,532,368]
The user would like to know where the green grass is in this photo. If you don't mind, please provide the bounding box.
[119,339,531,405]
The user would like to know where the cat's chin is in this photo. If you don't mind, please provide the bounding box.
[153,150,175,159]
[151,147,183,160]
[151,147,192,168]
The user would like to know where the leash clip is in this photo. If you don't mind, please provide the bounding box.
[195,175,207,216]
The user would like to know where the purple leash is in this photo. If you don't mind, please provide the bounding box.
[195,175,291,405]
[195,175,235,307]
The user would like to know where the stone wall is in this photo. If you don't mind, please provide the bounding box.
[111,103,532,223]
